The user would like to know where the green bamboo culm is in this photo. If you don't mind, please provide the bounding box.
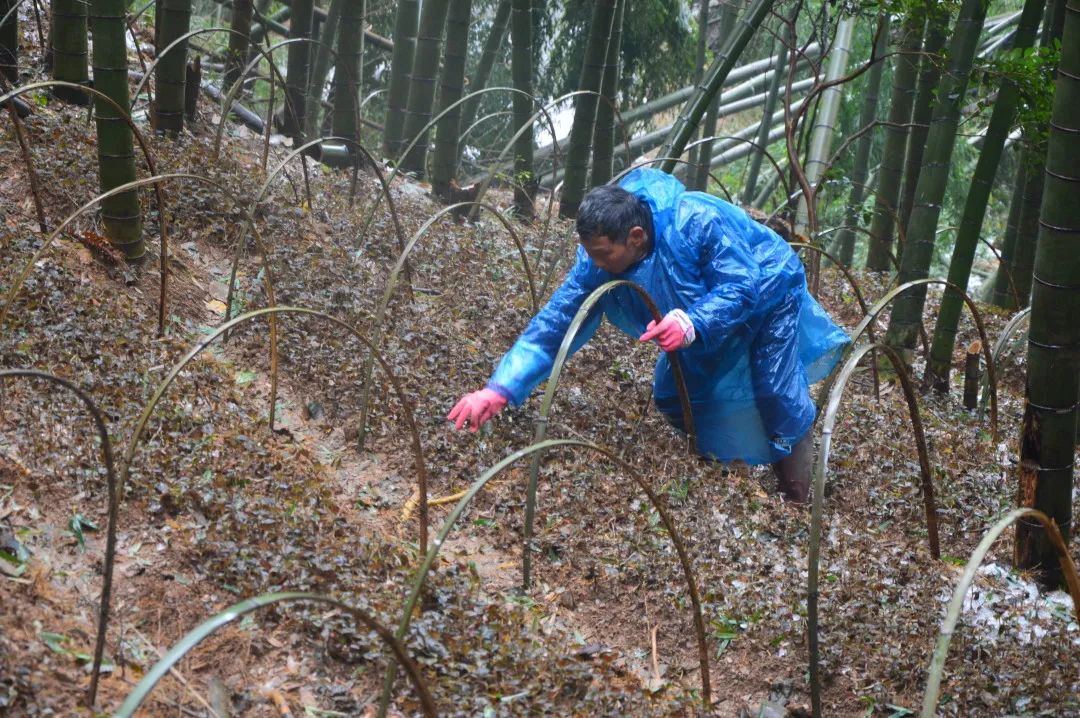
[330,0,363,144]
[304,0,343,139]
[509,0,535,215]
[430,0,472,198]
[834,14,889,267]
[0,0,17,83]
[222,0,253,91]
[558,0,617,218]
[589,0,625,187]
[282,0,314,142]
[989,160,1028,307]
[925,0,1046,390]
[882,0,990,358]
[689,0,709,187]
[657,0,776,175]
[458,0,510,137]
[1009,153,1046,309]
[990,0,1067,310]
[153,0,192,133]
[896,3,951,239]
[865,6,924,271]
[382,0,419,159]
[690,0,740,192]
[1015,0,1080,587]
[399,0,451,174]
[742,39,784,204]
[50,0,90,104]
[89,0,143,260]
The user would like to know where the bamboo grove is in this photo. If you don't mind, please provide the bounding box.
[0,0,1077,713]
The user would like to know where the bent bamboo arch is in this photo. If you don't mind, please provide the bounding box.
[522,279,697,591]
[115,306,431,552]
[376,439,712,714]
[468,89,624,220]
[0,80,169,332]
[919,508,1080,718]
[847,278,998,442]
[611,157,734,203]
[115,592,436,717]
[0,173,278,341]
[683,133,793,202]
[355,200,541,448]
[808,342,941,718]
[0,371,118,707]
[222,135,405,332]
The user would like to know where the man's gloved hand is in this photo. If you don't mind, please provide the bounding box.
[447,388,508,432]
[639,309,696,351]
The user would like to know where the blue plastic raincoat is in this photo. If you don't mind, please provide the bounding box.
[488,168,850,464]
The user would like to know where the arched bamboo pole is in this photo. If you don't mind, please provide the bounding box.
[114,592,436,717]
[0,81,168,334]
[114,306,430,552]
[223,135,403,338]
[682,133,793,202]
[980,307,1031,412]
[0,370,118,707]
[377,439,712,716]
[847,278,998,441]
[468,89,623,221]
[808,342,941,718]
[610,156,734,203]
[355,200,540,449]
[920,508,1080,718]
[522,279,697,590]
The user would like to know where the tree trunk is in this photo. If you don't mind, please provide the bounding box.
[50,0,89,104]
[153,0,192,133]
[399,0,451,174]
[304,0,343,138]
[896,6,950,240]
[834,15,889,266]
[223,0,252,91]
[509,0,535,216]
[865,8,924,271]
[382,0,419,159]
[883,0,989,357]
[991,160,1028,308]
[1009,151,1045,309]
[430,0,472,198]
[742,39,784,205]
[657,0,775,175]
[794,17,855,238]
[589,0,625,188]
[558,0,616,218]
[689,0,709,187]
[90,0,143,259]
[0,0,15,83]
[1015,0,1079,589]
[691,0,740,192]
[282,0,313,142]
[330,0,363,144]
[458,0,510,139]
[925,0,1046,390]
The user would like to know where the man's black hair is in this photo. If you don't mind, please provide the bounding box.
[576,184,653,245]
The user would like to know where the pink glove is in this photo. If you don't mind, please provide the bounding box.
[447,388,508,432]
[639,309,696,352]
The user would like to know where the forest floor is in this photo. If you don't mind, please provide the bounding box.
[1,44,1080,718]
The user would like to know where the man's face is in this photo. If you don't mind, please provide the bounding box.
[580,226,648,274]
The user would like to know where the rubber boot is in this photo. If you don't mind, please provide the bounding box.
[771,434,812,503]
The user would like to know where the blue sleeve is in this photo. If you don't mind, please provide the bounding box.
[488,247,604,406]
[684,212,761,353]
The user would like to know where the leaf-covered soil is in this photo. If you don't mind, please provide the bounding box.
[1,49,1079,718]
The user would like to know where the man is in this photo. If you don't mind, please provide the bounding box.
[448,168,849,502]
